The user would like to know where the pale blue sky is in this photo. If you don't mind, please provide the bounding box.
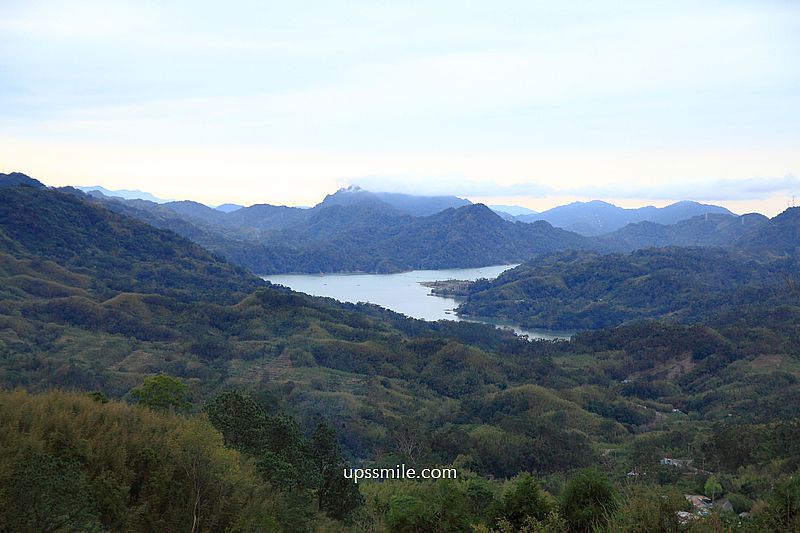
[1,0,798,213]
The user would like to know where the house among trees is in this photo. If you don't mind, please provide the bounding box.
[685,494,712,516]
[660,457,693,468]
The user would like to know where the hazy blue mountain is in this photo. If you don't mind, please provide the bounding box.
[216,203,244,213]
[34,173,771,274]
[488,205,538,218]
[75,185,169,203]
[0,172,45,189]
[491,210,518,221]
[320,185,471,216]
[222,203,309,231]
[518,200,734,235]
[648,200,735,225]
[162,200,227,224]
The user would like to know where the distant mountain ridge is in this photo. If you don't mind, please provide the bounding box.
[74,187,595,273]
[518,200,735,235]
[6,173,776,274]
[488,205,538,216]
[216,203,244,213]
[0,172,45,189]
[76,185,170,203]
[64,184,777,274]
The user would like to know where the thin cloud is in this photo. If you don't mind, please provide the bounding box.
[347,174,799,202]
[572,174,800,201]
[344,175,553,197]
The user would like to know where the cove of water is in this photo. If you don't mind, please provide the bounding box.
[262,265,571,341]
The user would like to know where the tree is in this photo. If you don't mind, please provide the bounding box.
[475,511,568,533]
[752,475,800,532]
[493,473,553,530]
[387,495,431,533]
[427,480,472,532]
[130,374,191,413]
[311,421,363,520]
[560,468,617,532]
[704,475,722,504]
[605,485,687,532]
[204,391,321,529]
[204,390,267,454]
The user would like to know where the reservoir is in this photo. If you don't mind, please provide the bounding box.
[262,265,571,340]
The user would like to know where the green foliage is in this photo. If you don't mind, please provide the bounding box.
[0,453,101,533]
[492,473,553,530]
[704,475,723,502]
[383,480,471,533]
[312,422,364,520]
[476,512,568,533]
[387,494,431,532]
[559,468,617,533]
[130,374,191,413]
[205,391,362,523]
[605,485,688,532]
[87,390,108,403]
[0,389,284,532]
[204,390,267,454]
[0,186,261,303]
[751,474,800,532]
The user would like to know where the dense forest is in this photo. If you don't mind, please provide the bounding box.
[2,182,800,531]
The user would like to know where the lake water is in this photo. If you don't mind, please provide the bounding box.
[263,265,571,340]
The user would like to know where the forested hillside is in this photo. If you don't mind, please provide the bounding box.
[598,212,769,250]
[458,246,797,330]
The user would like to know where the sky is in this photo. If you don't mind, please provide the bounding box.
[1,0,798,215]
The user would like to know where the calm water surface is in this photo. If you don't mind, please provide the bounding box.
[263,265,571,340]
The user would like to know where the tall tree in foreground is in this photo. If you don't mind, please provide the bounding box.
[559,467,617,533]
[311,421,364,520]
[492,473,553,530]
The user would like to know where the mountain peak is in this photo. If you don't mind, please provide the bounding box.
[0,172,45,189]
[318,186,471,216]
